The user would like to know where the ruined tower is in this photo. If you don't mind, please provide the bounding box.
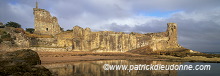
[167,23,178,45]
[33,1,61,36]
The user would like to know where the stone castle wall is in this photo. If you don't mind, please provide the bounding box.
[0,3,185,53]
[72,26,138,52]
[30,38,57,47]
[33,5,61,36]
[147,23,181,52]
[29,3,184,52]
[69,23,182,52]
[56,31,73,47]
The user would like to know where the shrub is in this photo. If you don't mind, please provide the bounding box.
[0,26,5,28]
[26,28,35,34]
[66,29,73,31]
[5,21,21,28]
[1,33,12,41]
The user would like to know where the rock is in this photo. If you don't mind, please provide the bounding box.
[1,49,41,65]
[0,49,52,76]
[0,27,30,48]
[0,65,52,76]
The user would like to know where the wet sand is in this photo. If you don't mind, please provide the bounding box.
[38,52,160,64]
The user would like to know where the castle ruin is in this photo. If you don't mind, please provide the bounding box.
[30,2,185,52]
[68,23,182,52]
[33,2,62,36]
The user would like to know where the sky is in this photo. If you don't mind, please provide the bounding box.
[0,0,220,52]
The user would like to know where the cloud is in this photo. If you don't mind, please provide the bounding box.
[0,0,220,52]
[105,9,220,52]
[0,0,34,28]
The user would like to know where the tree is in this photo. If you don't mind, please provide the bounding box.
[5,21,21,28]
[66,29,73,31]
[26,28,35,34]
[60,27,64,32]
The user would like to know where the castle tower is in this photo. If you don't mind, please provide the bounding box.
[33,1,61,36]
[167,23,178,45]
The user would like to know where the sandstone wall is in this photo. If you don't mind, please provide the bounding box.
[149,23,181,51]
[30,2,183,52]
[30,38,57,47]
[56,31,73,47]
[72,26,142,52]
[71,23,182,52]
[33,7,61,36]
[0,23,182,52]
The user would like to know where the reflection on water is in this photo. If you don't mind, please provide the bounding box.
[43,64,74,76]
[42,60,182,76]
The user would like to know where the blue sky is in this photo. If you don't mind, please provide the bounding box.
[9,1,17,5]
[0,0,220,52]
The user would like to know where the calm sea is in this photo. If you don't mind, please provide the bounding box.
[42,60,220,76]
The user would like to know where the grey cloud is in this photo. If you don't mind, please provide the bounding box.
[0,0,34,28]
[105,9,220,52]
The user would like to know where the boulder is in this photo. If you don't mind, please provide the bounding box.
[1,49,41,65]
[0,49,52,76]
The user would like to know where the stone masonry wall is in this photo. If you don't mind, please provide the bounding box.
[71,23,182,52]
[72,26,139,52]
[56,31,73,47]
[30,2,183,52]
[33,4,61,36]
[30,38,57,47]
